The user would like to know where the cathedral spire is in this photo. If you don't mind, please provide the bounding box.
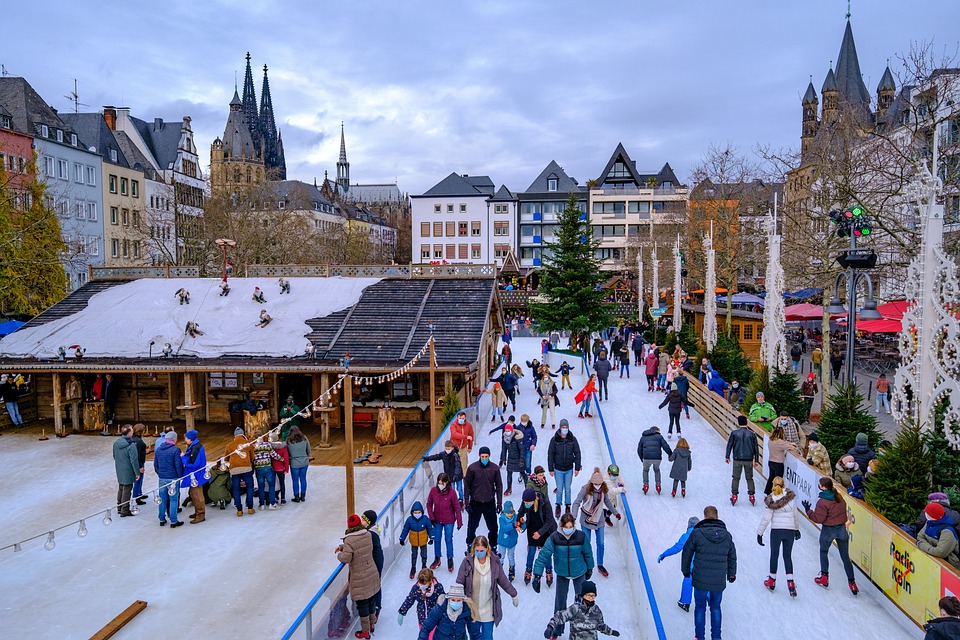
[241,52,259,144]
[259,64,282,177]
[834,19,871,110]
[337,122,350,193]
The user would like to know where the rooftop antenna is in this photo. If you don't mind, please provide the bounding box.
[64,79,88,114]
[1,64,9,77]
[846,0,851,20]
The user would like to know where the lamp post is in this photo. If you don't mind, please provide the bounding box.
[215,238,236,282]
[825,257,882,385]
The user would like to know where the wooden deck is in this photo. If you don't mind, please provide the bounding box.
[7,419,433,468]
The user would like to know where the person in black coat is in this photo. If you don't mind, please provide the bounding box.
[423,440,465,485]
[464,446,503,553]
[103,374,120,425]
[681,506,737,640]
[925,595,960,639]
[592,354,612,402]
[490,366,519,411]
[518,487,558,585]
[637,426,673,494]
[362,509,385,621]
[658,387,687,437]
[547,422,582,518]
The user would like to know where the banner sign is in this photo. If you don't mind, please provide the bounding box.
[650,307,667,317]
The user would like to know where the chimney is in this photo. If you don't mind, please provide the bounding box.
[154,117,163,131]
[103,106,117,130]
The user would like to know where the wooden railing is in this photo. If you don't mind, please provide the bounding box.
[90,266,200,280]
[681,371,767,467]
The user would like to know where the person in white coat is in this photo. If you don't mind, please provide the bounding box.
[756,476,801,597]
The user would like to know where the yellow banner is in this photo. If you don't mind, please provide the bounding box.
[844,494,873,576]
[870,516,940,625]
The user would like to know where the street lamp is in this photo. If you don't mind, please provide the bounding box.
[828,265,882,384]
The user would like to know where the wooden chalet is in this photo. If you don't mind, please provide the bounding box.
[682,303,764,368]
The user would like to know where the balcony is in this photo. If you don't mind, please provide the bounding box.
[590,185,688,197]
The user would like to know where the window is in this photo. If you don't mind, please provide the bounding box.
[109,175,117,193]
[57,159,68,179]
[40,124,49,138]
[520,225,536,238]
[57,200,68,217]
[86,166,96,185]
[421,244,430,259]
[132,210,140,228]
[592,201,625,217]
[70,133,77,146]
[86,202,97,221]
[445,221,455,237]
[76,236,85,254]
[652,201,665,212]
[433,222,443,237]
[628,201,651,214]
[44,156,54,177]
[56,129,63,142]
[110,207,118,224]
[132,180,139,197]
[494,243,510,259]
[122,240,129,258]
[278,200,285,209]
[433,244,443,259]
[494,221,509,236]
[420,222,430,237]
[121,208,129,226]
[133,241,140,258]
[88,237,98,256]
[434,204,441,214]
[471,221,481,236]
[468,244,480,259]
[547,177,558,192]
[74,163,84,183]
[743,324,754,340]
[607,161,630,179]
[445,244,455,259]
[120,178,128,195]
[447,204,454,213]
[111,239,119,258]
[595,225,625,237]
[731,324,741,340]
[520,203,541,214]
[110,149,118,163]
[458,244,468,259]
[75,202,85,219]
[459,203,466,213]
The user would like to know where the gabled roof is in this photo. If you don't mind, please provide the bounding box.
[60,112,129,168]
[595,142,646,187]
[522,160,583,195]
[498,248,521,274]
[656,163,679,186]
[834,20,871,108]
[347,183,404,204]
[0,77,74,140]
[114,130,158,179]
[489,185,515,202]
[420,172,493,197]
[272,180,335,210]
[129,116,182,170]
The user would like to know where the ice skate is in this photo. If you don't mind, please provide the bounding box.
[848,580,859,595]
[787,579,797,597]
[430,556,442,570]
[764,576,776,591]
[730,494,738,506]
[748,494,756,506]
[814,572,829,588]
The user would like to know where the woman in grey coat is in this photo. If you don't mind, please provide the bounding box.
[285,426,311,502]
[668,438,692,498]
[572,468,620,578]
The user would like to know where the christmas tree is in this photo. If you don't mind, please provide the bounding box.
[766,370,808,424]
[866,422,932,525]
[531,193,611,333]
[707,333,753,388]
[924,401,960,505]
[816,384,882,467]
[441,386,462,428]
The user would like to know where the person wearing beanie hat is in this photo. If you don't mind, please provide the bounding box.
[800,373,818,421]
[548,418,582,519]
[726,412,759,506]
[489,415,517,467]
[112,424,140,517]
[912,495,960,550]
[543,577,619,639]
[497,501,520,580]
[805,431,832,476]
[502,424,528,497]
[359,509,385,617]
[638,426,673,495]
[463,444,503,554]
[572,467,620,577]
[518,482,558,586]
[748,392,776,423]
[846,433,877,481]
[225,426,256,516]
[423,440,466,502]
[181,428,208,524]
[337,512,381,639]
[486,381,507,423]
[657,515,700,612]
[153,427,183,527]
[279,395,303,441]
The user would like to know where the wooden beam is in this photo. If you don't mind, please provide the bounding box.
[344,374,355,517]
[399,279,435,359]
[183,373,195,429]
[52,372,63,437]
[88,600,147,640]
[430,337,439,441]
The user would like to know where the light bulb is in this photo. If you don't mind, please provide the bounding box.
[190,475,198,488]
[203,469,212,481]
[102,510,113,526]
[155,493,162,505]
[44,532,56,551]
[77,520,88,538]
[130,506,139,515]
[168,484,178,496]
[14,542,22,552]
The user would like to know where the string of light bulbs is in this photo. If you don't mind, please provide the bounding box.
[0,336,435,555]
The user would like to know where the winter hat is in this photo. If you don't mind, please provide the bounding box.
[807,372,815,381]
[687,516,700,528]
[856,432,868,446]
[447,583,466,599]
[234,427,245,437]
[503,501,515,515]
[493,382,501,389]
[362,510,378,526]
[670,383,678,390]
[164,431,177,441]
[807,432,820,442]
[185,429,198,441]
[756,392,765,399]
[589,467,604,485]
[926,503,946,521]
[522,488,537,502]
[286,395,294,403]
[737,415,748,426]
[347,514,363,528]
[580,581,597,597]
[505,423,514,431]
[559,418,570,428]
[929,492,951,505]
[478,446,491,457]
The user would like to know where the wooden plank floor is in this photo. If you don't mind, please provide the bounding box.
[7,420,432,468]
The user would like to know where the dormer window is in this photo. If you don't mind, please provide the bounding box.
[110,149,118,163]
[278,200,285,209]
[56,129,63,143]
[0,115,10,129]
[40,124,49,138]
[70,133,77,146]
[547,177,558,192]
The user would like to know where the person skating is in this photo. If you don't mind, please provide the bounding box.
[154,430,183,527]
[552,361,574,390]
[674,372,692,419]
[657,516,699,612]
[924,595,960,639]
[668,437,692,498]
[537,372,560,429]
[526,466,551,504]
[593,352,612,401]
[497,501,520,581]
[805,432,832,476]
[644,349,658,392]
[602,465,626,526]
[617,343,631,378]
[576,375,597,419]
[504,428,528,496]
[450,412,475,496]
[519,414,538,475]
[427,472,463,572]
[571,468,620,578]
[757,477,801,596]
[490,366,519,412]
[464,447,503,554]
[533,514,595,640]
[226,427,256,516]
[543,580,620,640]
[637,426,672,495]
[456,535,519,638]
[763,426,797,496]
[336,514,382,639]
[112,424,140,517]
[401,501,435,579]
[657,350,670,391]
[485,383,507,424]
[131,423,148,505]
[725,415,759,506]
[361,509,385,622]
[418,583,480,640]
[489,415,517,467]
[398,568,446,633]
[802,477,859,595]
[526,357,544,389]
[659,384,685,438]
[547,420,582,519]
[680,506,737,640]
[181,429,208,524]
[424,440,466,502]
[517,487,557,586]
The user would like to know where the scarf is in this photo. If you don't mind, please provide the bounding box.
[818,489,836,501]
[530,476,546,490]
[580,490,604,526]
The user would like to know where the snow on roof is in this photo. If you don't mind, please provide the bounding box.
[0,277,381,359]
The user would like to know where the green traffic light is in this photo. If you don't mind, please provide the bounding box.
[851,205,864,217]
[862,226,871,235]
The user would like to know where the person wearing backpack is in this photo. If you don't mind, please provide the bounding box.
[790,342,802,373]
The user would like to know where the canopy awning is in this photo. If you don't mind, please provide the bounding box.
[877,300,909,320]
[0,320,25,337]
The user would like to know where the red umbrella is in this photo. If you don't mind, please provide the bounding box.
[784,303,844,321]
[877,300,909,320]
[854,318,903,334]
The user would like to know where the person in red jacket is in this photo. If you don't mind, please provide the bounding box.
[271,435,291,505]
[644,351,659,393]
[450,411,475,484]
[426,472,463,573]
[802,476,858,595]
[576,375,598,419]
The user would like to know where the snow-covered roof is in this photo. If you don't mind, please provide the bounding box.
[0,277,380,359]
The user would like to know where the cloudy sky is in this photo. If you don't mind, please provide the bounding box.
[5,1,959,194]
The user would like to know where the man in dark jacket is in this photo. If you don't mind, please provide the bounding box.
[638,426,673,494]
[681,505,737,640]
[490,366,519,411]
[112,424,140,517]
[547,420,582,518]
[518,487,557,585]
[103,373,119,425]
[181,429,208,524]
[593,353,612,402]
[846,432,877,477]
[362,509,385,621]
[464,446,503,553]
[725,415,759,506]
[154,430,184,527]
[423,440,465,487]
[0,374,24,427]
[674,374,691,419]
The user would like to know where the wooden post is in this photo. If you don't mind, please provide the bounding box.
[430,337,439,442]
[52,372,63,437]
[344,374,355,517]
[183,373,195,429]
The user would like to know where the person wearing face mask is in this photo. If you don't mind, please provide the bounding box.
[336,514,381,639]
[533,514,595,639]
[775,411,804,450]
[727,380,746,411]
[489,367,519,412]
[485,383,507,424]
[656,516,699,613]
[402,501,436,580]
[399,567,446,633]
[526,465,551,503]
[602,465,626,526]
[517,487,558,586]
[428,472,464,573]
[519,414,538,476]
[450,412,475,492]
[419,582,481,640]
[548,419,583,519]
[537,371,560,430]
[832,455,861,490]
[497,501,520,581]
[457,535,519,638]
[464,447,503,554]
[489,416,517,468]
[424,440,466,502]
[543,580,620,640]
[572,468,620,578]
[764,426,798,496]
[802,477,858,594]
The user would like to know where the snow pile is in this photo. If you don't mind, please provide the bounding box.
[0,276,380,359]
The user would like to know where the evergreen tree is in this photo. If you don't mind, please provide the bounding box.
[766,370,808,424]
[707,333,753,388]
[925,401,960,505]
[0,158,68,316]
[675,324,701,359]
[866,422,932,525]
[816,384,883,467]
[531,193,611,333]
[440,386,462,428]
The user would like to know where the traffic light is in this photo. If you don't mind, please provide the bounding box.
[829,205,872,238]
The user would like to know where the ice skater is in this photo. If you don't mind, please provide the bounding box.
[279,277,291,294]
[257,309,273,328]
[657,516,699,612]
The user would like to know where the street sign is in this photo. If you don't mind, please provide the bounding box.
[650,307,667,317]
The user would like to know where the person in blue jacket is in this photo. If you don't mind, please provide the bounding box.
[519,414,538,476]
[180,429,208,524]
[419,583,481,640]
[153,430,184,528]
[706,370,729,399]
[657,516,699,612]
[490,366,519,412]
[497,501,520,581]
[401,501,435,580]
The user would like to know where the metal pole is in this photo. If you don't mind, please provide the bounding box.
[844,232,858,386]
[429,336,439,441]
[344,373,355,517]
[637,248,643,325]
